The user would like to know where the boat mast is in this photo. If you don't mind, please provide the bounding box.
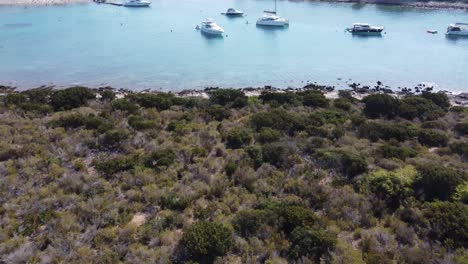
[275,0,277,13]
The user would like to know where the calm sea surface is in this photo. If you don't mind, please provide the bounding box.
[0,0,467,91]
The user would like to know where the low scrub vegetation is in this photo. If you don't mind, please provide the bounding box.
[0,88,466,263]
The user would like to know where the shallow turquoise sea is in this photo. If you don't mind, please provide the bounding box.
[0,0,467,91]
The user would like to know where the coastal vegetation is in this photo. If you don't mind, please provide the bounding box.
[0,87,466,263]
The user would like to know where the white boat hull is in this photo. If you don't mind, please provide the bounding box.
[446,31,468,36]
[201,28,224,35]
[256,19,289,26]
[123,2,150,6]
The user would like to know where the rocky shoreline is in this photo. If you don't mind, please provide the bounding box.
[1,82,467,106]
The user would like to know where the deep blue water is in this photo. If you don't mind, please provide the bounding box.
[0,0,467,91]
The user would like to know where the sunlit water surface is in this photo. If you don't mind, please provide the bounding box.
[0,0,467,91]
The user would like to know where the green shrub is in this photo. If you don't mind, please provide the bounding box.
[250,109,306,134]
[368,167,416,210]
[100,129,129,150]
[417,129,448,147]
[314,150,367,178]
[4,93,26,106]
[232,209,269,237]
[362,94,399,119]
[51,113,104,130]
[145,149,176,169]
[299,90,329,108]
[225,162,238,177]
[128,115,156,130]
[449,141,468,156]
[414,163,466,201]
[100,90,116,101]
[209,89,247,108]
[281,205,320,233]
[421,92,450,109]
[112,99,139,114]
[225,127,252,149]
[259,91,300,106]
[21,87,53,104]
[454,122,468,136]
[359,121,414,142]
[378,144,418,160]
[159,193,189,210]
[205,104,230,121]
[93,155,137,176]
[314,110,347,125]
[257,127,282,144]
[180,221,233,262]
[334,98,352,111]
[245,145,263,169]
[50,86,95,111]
[424,201,468,248]
[288,226,337,261]
[262,142,288,168]
[129,93,175,110]
[398,96,442,120]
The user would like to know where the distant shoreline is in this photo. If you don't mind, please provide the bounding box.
[0,0,467,9]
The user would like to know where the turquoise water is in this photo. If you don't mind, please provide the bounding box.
[0,0,467,91]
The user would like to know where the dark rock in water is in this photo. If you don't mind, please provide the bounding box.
[377,81,382,86]
[0,85,16,93]
[264,85,272,90]
[303,83,334,92]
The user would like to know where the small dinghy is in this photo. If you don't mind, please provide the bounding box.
[427,30,438,34]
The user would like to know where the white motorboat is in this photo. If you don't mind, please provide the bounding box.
[225,8,244,16]
[200,19,225,36]
[446,23,468,36]
[122,0,151,7]
[256,0,288,27]
[347,23,384,35]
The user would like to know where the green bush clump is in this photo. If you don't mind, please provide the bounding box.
[259,91,300,106]
[362,93,399,118]
[417,129,448,147]
[262,142,289,168]
[334,98,352,111]
[159,193,189,210]
[424,201,468,248]
[180,221,233,262]
[4,93,27,106]
[205,104,230,121]
[128,115,156,130]
[314,110,347,125]
[299,90,329,108]
[224,162,238,176]
[93,155,138,176]
[454,122,468,136]
[250,109,306,134]
[421,92,450,109]
[50,86,95,111]
[288,226,337,261]
[100,129,129,150]
[100,90,116,101]
[225,127,252,149]
[367,167,416,210]
[413,163,466,201]
[398,96,443,120]
[245,145,263,169]
[256,127,282,144]
[145,148,176,169]
[129,93,176,110]
[51,113,105,130]
[378,144,418,160]
[314,150,367,178]
[112,99,139,114]
[232,209,269,237]
[359,121,415,142]
[449,141,468,156]
[209,89,247,108]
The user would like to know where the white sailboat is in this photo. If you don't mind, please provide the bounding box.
[256,0,289,27]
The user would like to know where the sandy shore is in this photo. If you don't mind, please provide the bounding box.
[0,0,90,6]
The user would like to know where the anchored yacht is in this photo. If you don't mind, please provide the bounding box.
[446,23,468,36]
[225,8,244,16]
[256,0,288,27]
[347,23,384,35]
[200,19,225,36]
